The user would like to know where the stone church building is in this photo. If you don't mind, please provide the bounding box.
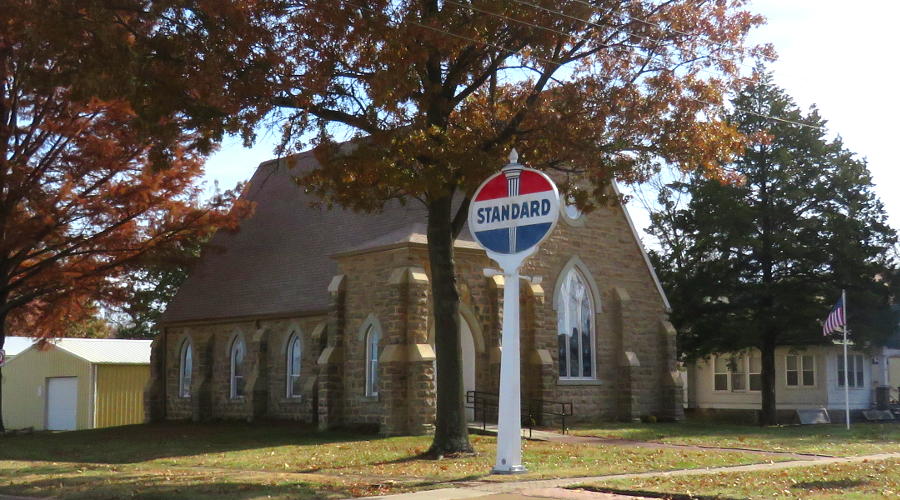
[145,152,684,435]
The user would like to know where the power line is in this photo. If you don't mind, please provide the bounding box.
[506,0,762,78]
[564,0,757,58]
[337,0,825,131]
[406,18,559,66]
[435,2,821,131]
[444,0,761,88]
[443,0,596,47]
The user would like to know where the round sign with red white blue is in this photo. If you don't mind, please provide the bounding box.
[468,165,560,255]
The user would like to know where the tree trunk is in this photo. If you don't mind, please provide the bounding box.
[759,333,777,426]
[426,196,473,456]
[756,137,778,427]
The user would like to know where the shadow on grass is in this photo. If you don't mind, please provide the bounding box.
[794,479,869,490]
[0,469,338,500]
[580,485,743,500]
[0,420,385,465]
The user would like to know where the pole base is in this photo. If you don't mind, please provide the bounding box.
[491,464,527,475]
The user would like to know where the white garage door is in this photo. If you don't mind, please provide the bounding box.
[47,377,78,431]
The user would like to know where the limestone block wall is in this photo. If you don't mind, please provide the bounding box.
[520,202,674,422]
[154,198,678,429]
[161,315,324,423]
[336,248,411,429]
[262,317,326,421]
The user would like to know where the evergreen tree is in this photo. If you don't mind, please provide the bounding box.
[648,73,898,425]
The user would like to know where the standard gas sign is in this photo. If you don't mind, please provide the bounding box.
[469,166,560,255]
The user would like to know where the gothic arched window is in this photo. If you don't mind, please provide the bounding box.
[557,269,596,379]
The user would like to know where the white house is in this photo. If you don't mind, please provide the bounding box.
[686,342,896,422]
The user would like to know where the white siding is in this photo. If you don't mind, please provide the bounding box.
[825,349,874,411]
[689,346,835,410]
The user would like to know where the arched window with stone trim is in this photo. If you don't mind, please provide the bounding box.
[286,332,302,398]
[364,324,380,397]
[557,268,596,379]
[179,339,193,398]
[230,336,246,399]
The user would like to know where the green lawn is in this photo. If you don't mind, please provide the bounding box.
[579,458,900,499]
[571,420,900,456]
[0,421,777,499]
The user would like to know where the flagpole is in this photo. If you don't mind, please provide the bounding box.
[842,288,850,430]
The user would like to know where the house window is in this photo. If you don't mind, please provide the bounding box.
[557,269,595,379]
[786,354,815,387]
[713,353,758,392]
[365,325,380,397]
[179,339,193,398]
[730,356,746,391]
[230,336,246,399]
[749,352,762,391]
[714,356,729,391]
[838,354,865,388]
[286,333,302,398]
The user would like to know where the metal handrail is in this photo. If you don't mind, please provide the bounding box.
[466,390,573,435]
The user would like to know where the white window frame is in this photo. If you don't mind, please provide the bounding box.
[713,355,730,391]
[286,332,302,398]
[365,325,380,397]
[557,268,597,380]
[730,355,747,391]
[230,336,246,399]
[838,354,866,389]
[785,354,815,388]
[178,339,193,398]
[748,352,762,391]
[712,353,758,392]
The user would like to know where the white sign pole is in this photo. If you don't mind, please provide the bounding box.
[490,248,532,473]
[468,150,559,475]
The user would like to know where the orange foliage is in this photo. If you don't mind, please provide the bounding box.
[1,1,255,341]
[261,1,772,211]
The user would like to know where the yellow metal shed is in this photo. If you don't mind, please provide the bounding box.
[1,338,151,431]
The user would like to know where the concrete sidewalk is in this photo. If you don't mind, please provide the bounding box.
[363,452,900,500]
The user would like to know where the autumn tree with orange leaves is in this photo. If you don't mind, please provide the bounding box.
[0,2,270,431]
[248,0,772,455]
[3,0,772,450]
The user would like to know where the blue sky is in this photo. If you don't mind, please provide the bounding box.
[203,1,900,240]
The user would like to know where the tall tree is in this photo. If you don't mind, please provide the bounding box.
[648,72,898,425]
[0,1,257,431]
[257,1,769,454]
[113,234,205,339]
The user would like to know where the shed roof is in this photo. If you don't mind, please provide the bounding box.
[42,338,152,364]
[3,336,34,357]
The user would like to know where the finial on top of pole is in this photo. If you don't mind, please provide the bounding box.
[503,148,523,177]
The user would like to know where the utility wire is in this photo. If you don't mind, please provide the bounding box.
[441,0,761,90]
[438,1,821,130]
[336,0,825,131]
[564,0,761,63]
[505,0,761,82]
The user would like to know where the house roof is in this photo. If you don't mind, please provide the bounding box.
[2,336,34,357]
[161,152,444,324]
[41,338,153,364]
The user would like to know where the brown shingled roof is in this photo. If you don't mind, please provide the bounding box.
[161,152,452,324]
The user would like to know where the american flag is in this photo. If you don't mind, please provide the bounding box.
[822,295,845,335]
